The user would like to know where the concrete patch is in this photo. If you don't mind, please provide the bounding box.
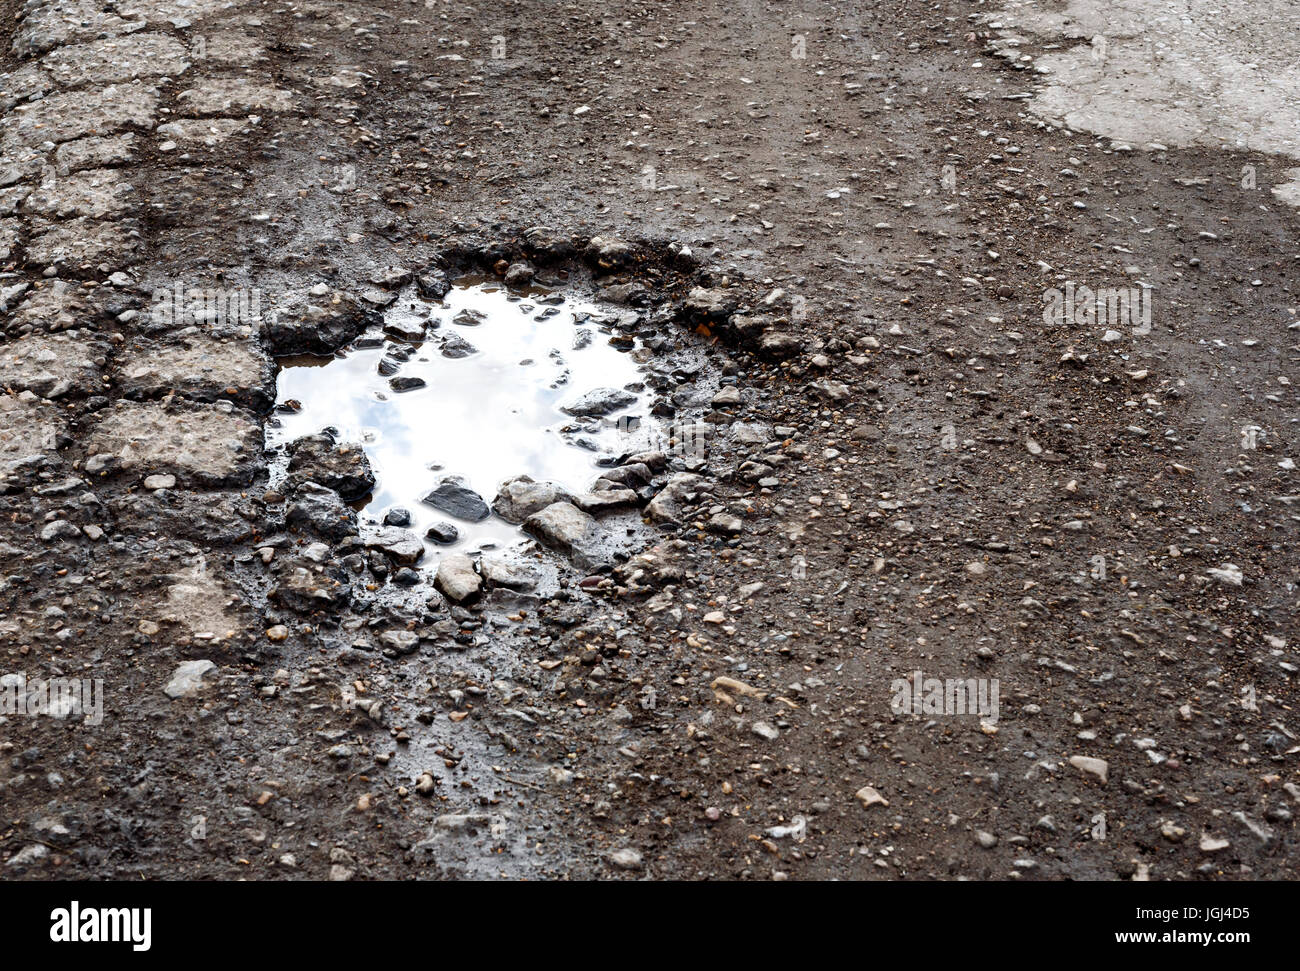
[177,79,295,114]
[0,154,42,190]
[0,334,102,398]
[107,488,260,545]
[22,168,137,219]
[2,283,92,333]
[116,0,247,29]
[196,31,267,65]
[87,399,262,486]
[25,218,140,271]
[0,66,53,113]
[55,134,140,175]
[1274,167,1300,208]
[0,186,30,218]
[117,338,273,410]
[156,118,250,146]
[12,0,146,57]
[40,34,191,87]
[992,0,1300,203]
[158,557,243,640]
[0,219,20,261]
[0,393,61,478]
[2,86,158,151]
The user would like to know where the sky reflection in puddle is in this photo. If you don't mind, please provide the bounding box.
[269,279,657,557]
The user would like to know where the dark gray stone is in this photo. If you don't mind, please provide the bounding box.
[422,480,490,522]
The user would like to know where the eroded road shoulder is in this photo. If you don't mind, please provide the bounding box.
[1,0,1296,880]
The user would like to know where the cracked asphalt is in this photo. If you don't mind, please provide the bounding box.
[1,0,1297,881]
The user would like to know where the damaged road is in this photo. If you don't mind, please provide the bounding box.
[0,0,1297,882]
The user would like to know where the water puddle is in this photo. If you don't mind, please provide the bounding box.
[268,278,671,560]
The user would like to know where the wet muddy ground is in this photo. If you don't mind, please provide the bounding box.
[0,0,1297,881]
[269,277,700,560]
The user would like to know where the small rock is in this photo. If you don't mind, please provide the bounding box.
[286,434,375,500]
[1206,563,1243,586]
[1068,755,1109,784]
[384,318,426,342]
[423,479,490,521]
[561,387,637,417]
[571,488,640,514]
[608,848,642,870]
[389,376,426,393]
[39,520,81,542]
[855,786,889,808]
[707,512,744,535]
[522,502,613,570]
[1199,833,1230,854]
[164,660,217,699]
[383,507,412,527]
[479,555,539,591]
[645,473,702,524]
[493,475,572,523]
[363,527,423,565]
[5,844,48,868]
[503,262,535,286]
[1232,811,1275,845]
[425,521,458,544]
[434,554,481,603]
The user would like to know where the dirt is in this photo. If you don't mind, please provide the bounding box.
[1,0,1296,881]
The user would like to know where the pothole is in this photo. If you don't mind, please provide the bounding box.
[267,276,705,571]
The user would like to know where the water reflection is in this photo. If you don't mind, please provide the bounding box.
[269,279,656,557]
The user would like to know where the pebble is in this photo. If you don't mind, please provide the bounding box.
[384,507,412,527]
[1068,755,1109,784]
[711,386,742,406]
[164,660,217,699]
[855,786,889,808]
[1206,563,1243,586]
[609,848,642,869]
[379,630,420,654]
[434,554,482,603]
[422,480,490,521]
[39,520,81,542]
[1198,833,1229,854]
[425,521,459,544]
[707,512,744,534]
